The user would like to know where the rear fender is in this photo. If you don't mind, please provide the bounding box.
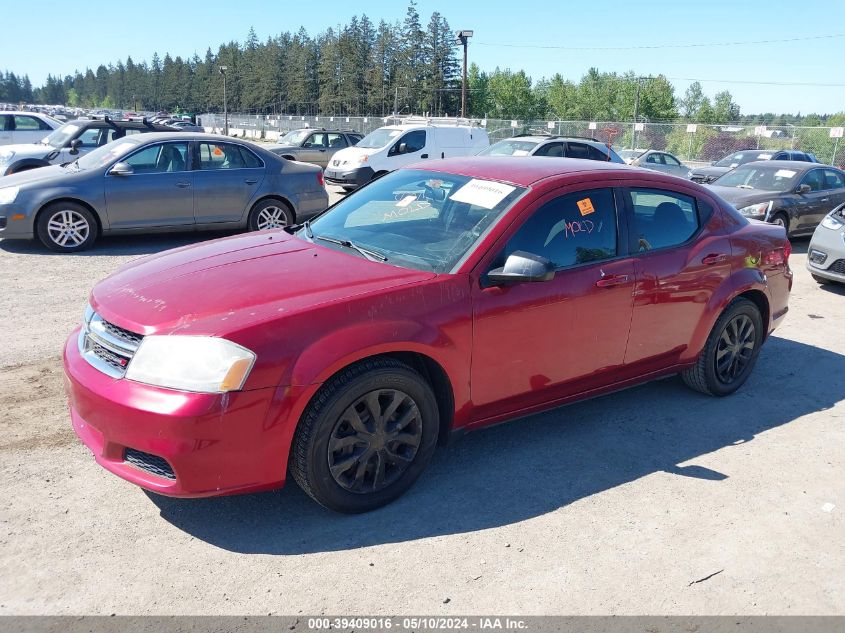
[685,266,770,361]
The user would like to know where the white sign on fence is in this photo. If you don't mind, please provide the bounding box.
[686,124,698,133]
[830,127,844,138]
[363,117,368,123]
[634,123,644,131]
[588,122,597,130]
[547,121,555,129]
[754,126,767,136]
[511,120,518,128]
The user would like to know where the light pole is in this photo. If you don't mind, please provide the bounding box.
[631,76,646,150]
[218,65,228,135]
[455,30,473,119]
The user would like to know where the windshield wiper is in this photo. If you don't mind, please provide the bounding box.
[737,184,754,189]
[315,235,388,262]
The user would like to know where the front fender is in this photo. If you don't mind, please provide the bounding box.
[290,319,460,388]
[3,158,50,176]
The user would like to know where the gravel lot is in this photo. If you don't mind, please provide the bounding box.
[1,186,843,615]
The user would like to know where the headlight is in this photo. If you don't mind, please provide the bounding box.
[125,335,256,393]
[356,154,369,164]
[0,150,15,164]
[737,201,771,217]
[0,186,20,204]
[821,213,844,230]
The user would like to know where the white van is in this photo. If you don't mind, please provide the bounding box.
[324,118,489,190]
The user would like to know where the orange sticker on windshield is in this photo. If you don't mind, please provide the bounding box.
[577,198,595,216]
[213,146,223,156]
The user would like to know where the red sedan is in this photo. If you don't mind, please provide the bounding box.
[63,157,792,513]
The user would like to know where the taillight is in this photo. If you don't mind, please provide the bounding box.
[317,171,325,188]
[763,241,791,266]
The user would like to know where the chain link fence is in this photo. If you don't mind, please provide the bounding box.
[198,113,845,168]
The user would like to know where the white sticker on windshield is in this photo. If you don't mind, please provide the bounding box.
[775,169,796,178]
[396,195,417,208]
[512,149,530,156]
[449,179,516,209]
[758,154,773,159]
[730,163,739,168]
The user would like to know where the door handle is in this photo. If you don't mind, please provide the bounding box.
[421,154,429,159]
[702,253,728,265]
[595,274,629,288]
[175,181,191,188]
[244,178,258,185]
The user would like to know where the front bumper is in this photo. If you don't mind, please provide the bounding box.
[0,202,35,240]
[324,166,374,188]
[63,329,306,497]
[806,227,845,283]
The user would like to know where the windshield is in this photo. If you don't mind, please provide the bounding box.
[714,151,771,168]
[40,123,82,148]
[713,164,800,191]
[280,129,310,145]
[478,139,540,156]
[302,169,526,273]
[356,128,403,149]
[74,139,139,171]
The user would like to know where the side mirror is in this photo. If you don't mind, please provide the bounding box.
[486,251,555,286]
[398,142,408,154]
[109,162,134,176]
[796,184,811,194]
[68,139,83,155]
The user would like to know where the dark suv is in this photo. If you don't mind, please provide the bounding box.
[0,117,180,176]
[264,129,363,168]
[478,134,625,163]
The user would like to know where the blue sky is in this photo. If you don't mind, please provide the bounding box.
[3,0,844,115]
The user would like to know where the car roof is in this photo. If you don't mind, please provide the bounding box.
[411,156,638,187]
[1,111,53,117]
[123,131,253,143]
[742,160,826,170]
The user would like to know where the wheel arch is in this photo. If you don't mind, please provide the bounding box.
[736,288,770,340]
[7,158,51,175]
[291,346,458,449]
[248,194,297,224]
[35,197,103,236]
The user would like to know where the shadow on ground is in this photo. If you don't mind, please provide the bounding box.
[0,231,237,257]
[148,335,845,554]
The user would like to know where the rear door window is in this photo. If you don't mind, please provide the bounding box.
[566,142,608,162]
[822,169,845,190]
[626,189,699,252]
[534,142,565,157]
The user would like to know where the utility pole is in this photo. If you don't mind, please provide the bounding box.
[632,75,646,150]
[455,30,473,118]
[219,65,228,135]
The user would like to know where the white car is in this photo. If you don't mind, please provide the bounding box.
[807,203,845,285]
[0,111,61,146]
[324,117,490,191]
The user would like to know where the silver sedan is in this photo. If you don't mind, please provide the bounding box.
[0,132,328,252]
[807,203,845,285]
[630,150,692,179]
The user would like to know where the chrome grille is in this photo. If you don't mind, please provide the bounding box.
[78,310,143,378]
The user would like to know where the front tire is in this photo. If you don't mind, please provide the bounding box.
[36,202,97,252]
[248,198,294,231]
[771,212,789,234]
[682,298,764,396]
[289,357,439,513]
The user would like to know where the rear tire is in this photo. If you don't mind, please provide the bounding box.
[289,357,439,513]
[682,298,764,396]
[36,202,97,252]
[248,198,294,231]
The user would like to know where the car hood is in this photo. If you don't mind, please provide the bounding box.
[0,142,52,160]
[706,185,784,207]
[330,146,378,166]
[691,165,730,178]
[90,231,437,336]
[0,164,75,187]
